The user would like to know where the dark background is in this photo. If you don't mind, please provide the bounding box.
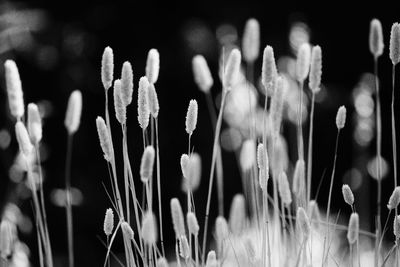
[1,0,400,266]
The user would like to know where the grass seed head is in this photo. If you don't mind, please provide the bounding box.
[0,220,17,259]
[228,194,246,235]
[113,79,126,125]
[15,122,33,158]
[394,215,400,238]
[103,208,114,236]
[182,153,202,192]
[390,23,400,65]
[278,171,292,205]
[64,90,82,135]
[242,18,260,63]
[296,207,310,237]
[180,153,190,179]
[192,55,214,93]
[137,76,150,130]
[27,103,42,145]
[240,139,256,171]
[140,145,155,183]
[215,216,229,242]
[148,83,160,118]
[387,186,400,210]
[256,143,265,170]
[4,60,24,120]
[187,212,199,236]
[146,48,160,84]
[369,19,384,58]
[223,48,241,90]
[347,212,359,244]
[336,105,346,130]
[170,198,186,237]
[121,221,134,240]
[120,61,134,106]
[101,46,114,90]
[261,45,277,93]
[296,42,311,82]
[292,159,305,197]
[270,76,285,138]
[185,99,198,135]
[309,45,322,93]
[308,200,321,229]
[205,250,217,267]
[95,116,113,162]
[156,257,169,267]
[342,184,354,206]
[178,235,190,259]
[141,211,157,245]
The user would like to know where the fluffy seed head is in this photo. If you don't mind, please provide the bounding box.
[296,42,311,82]
[64,90,82,134]
[269,76,285,138]
[278,171,292,205]
[342,184,354,206]
[5,60,24,119]
[205,251,217,267]
[27,103,42,144]
[293,159,305,197]
[387,186,400,210]
[296,207,310,237]
[178,236,190,259]
[146,49,160,84]
[187,212,199,235]
[147,84,160,118]
[140,146,155,183]
[261,46,277,92]
[369,19,384,58]
[15,122,33,158]
[394,215,400,238]
[170,198,186,237]
[121,221,134,240]
[336,105,347,130]
[0,220,17,259]
[185,99,198,135]
[96,116,113,162]
[120,61,134,106]
[192,55,213,93]
[256,143,266,170]
[229,194,246,235]
[103,208,114,236]
[215,216,229,241]
[309,45,322,92]
[390,23,400,65]
[113,80,126,125]
[240,139,256,171]
[141,211,157,245]
[101,46,114,90]
[156,258,169,267]
[137,77,150,130]
[223,49,241,90]
[242,18,260,63]
[180,153,190,179]
[347,212,359,244]
[182,153,202,192]
[308,200,321,228]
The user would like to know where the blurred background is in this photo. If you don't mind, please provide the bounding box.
[1,0,400,266]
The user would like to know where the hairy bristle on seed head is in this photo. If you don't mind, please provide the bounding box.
[64,90,82,135]
[278,171,292,205]
[121,221,134,240]
[347,212,359,244]
[15,122,33,158]
[296,42,311,82]
[215,216,229,241]
[192,55,214,93]
[27,103,42,145]
[4,60,24,120]
[101,46,114,90]
[205,250,217,267]
[140,146,155,183]
[120,61,134,106]
[369,19,384,58]
[180,153,190,179]
[256,143,265,170]
[137,76,150,130]
[242,18,260,63]
[309,45,322,93]
[141,211,157,245]
[96,116,113,162]
[292,159,305,197]
[261,45,277,92]
[185,99,198,135]
[113,79,126,125]
[147,83,160,118]
[170,198,186,237]
[296,207,310,237]
[229,194,246,235]
[240,139,256,171]
[390,23,400,65]
[223,49,241,90]
[336,105,346,130]
[178,235,190,259]
[156,257,169,267]
[394,215,400,238]
[146,48,160,84]
[342,184,354,206]
[103,208,114,236]
[187,212,199,236]
[182,153,202,192]
[387,186,400,210]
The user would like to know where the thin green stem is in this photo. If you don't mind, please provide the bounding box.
[392,64,398,215]
[65,133,74,267]
[297,81,305,161]
[307,93,316,203]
